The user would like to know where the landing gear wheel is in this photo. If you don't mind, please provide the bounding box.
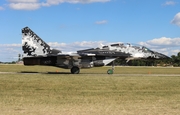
[71,66,80,74]
[107,69,113,74]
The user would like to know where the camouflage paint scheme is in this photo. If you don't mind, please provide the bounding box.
[22,27,169,74]
[22,27,61,57]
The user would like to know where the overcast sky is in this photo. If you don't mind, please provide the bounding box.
[0,0,180,62]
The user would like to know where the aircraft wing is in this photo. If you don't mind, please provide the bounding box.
[56,53,116,67]
[57,53,96,57]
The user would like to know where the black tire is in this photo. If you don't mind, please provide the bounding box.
[71,66,80,74]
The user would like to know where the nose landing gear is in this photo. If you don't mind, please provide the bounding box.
[107,69,114,74]
[107,61,115,74]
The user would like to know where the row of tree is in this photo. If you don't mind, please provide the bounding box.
[114,52,180,67]
[171,52,180,67]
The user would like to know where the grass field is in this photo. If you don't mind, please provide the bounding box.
[0,65,180,115]
[1,64,180,74]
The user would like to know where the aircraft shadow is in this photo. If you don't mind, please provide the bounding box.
[46,72,71,74]
[20,71,110,74]
[20,71,39,73]
[20,71,71,74]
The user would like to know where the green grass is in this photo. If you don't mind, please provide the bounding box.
[0,65,180,114]
[1,64,180,74]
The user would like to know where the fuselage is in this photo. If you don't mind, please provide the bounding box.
[77,43,168,59]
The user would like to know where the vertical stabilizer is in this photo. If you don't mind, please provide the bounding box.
[22,27,61,57]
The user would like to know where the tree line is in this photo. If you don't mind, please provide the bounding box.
[113,52,180,67]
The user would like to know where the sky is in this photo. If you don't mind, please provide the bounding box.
[0,0,180,62]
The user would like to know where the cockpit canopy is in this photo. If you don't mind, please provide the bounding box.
[102,43,153,52]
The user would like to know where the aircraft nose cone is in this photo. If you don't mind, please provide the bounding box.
[154,52,170,59]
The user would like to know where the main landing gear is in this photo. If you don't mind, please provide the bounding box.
[70,61,115,74]
[71,66,80,74]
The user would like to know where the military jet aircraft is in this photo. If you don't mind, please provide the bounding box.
[22,27,169,74]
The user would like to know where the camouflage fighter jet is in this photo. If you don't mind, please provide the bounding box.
[22,27,169,74]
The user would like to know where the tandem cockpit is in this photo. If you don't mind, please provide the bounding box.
[101,43,153,53]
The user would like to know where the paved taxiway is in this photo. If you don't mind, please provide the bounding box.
[1,72,180,77]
